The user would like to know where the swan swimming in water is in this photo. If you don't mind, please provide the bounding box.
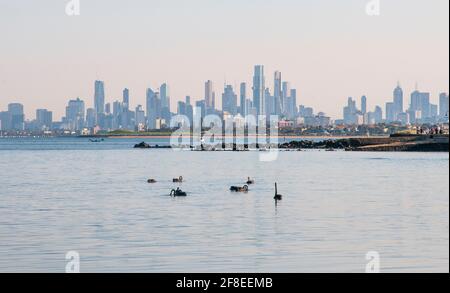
[274,183,282,201]
[230,185,249,192]
[170,188,187,197]
[173,176,183,183]
[246,177,255,185]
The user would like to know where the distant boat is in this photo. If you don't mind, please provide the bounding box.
[89,138,104,143]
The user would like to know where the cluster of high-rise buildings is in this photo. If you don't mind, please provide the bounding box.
[0,65,448,134]
[339,84,449,126]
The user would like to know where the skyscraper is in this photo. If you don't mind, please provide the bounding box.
[112,100,122,129]
[160,83,171,123]
[374,106,383,124]
[439,92,449,119]
[431,104,438,118]
[393,84,403,119]
[185,96,193,124]
[361,96,367,115]
[0,111,11,131]
[222,85,238,115]
[286,89,298,119]
[386,102,395,123]
[160,83,170,110]
[410,90,431,120]
[211,92,216,112]
[282,81,291,114]
[240,82,246,116]
[65,98,85,131]
[264,88,274,116]
[245,99,255,117]
[195,100,206,119]
[252,65,265,115]
[121,88,132,129]
[343,97,357,124]
[105,103,111,115]
[8,103,24,130]
[177,101,187,116]
[205,80,214,110]
[274,71,282,115]
[123,88,130,111]
[86,108,96,128]
[94,80,105,115]
[135,105,146,130]
[146,88,160,130]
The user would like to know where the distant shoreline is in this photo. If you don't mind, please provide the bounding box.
[106,135,389,140]
[0,135,385,140]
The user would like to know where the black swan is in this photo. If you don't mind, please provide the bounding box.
[274,183,282,201]
[246,177,255,185]
[230,185,249,192]
[170,188,187,197]
[173,176,183,183]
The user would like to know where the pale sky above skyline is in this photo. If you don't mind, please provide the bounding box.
[0,0,449,120]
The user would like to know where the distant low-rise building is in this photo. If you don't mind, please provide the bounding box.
[278,120,294,128]
[397,112,410,125]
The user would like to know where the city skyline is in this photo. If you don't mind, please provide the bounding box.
[0,68,448,134]
[0,0,448,120]
[1,70,448,123]
[0,65,449,124]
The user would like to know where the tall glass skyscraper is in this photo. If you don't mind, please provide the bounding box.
[94,80,105,115]
[146,88,159,129]
[410,90,431,119]
[393,84,403,119]
[205,80,214,110]
[252,65,265,115]
[123,88,130,111]
[160,83,171,123]
[439,93,449,119]
[65,98,85,131]
[222,85,238,115]
[361,95,367,114]
[282,81,291,115]
[274,71,282,115]
[240,82,246,116]
[160,83,170,110]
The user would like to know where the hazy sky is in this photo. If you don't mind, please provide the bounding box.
[0,0,448,120]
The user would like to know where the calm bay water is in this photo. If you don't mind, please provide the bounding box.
[0,137,448,273]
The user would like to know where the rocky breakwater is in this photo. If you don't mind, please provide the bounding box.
[349,135,449,152]
[279,135,449,152]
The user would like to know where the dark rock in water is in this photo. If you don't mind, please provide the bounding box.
[134,142,172,149]
[134,142,151,149]
[279,140,340,150]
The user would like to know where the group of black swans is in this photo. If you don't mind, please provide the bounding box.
[147,176,283,202]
